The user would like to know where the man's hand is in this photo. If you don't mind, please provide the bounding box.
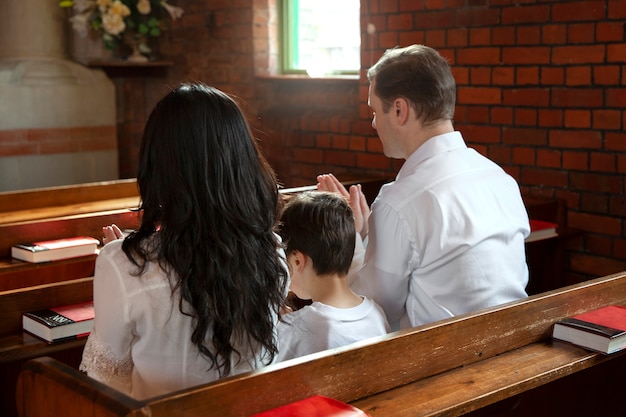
[317,174,370,239]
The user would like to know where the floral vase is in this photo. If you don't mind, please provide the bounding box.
[123,33,149,63]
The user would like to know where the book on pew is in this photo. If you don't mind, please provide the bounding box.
[525,219,558,243]
[22,301,94,343]
[552,305,626,354]
[11,236,100,263]
[250,395,370,416]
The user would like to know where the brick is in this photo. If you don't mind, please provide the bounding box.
[502,4,550,24]
[593,109,622,130]
[564,110,591,128]
[606,88,626,107]
[502,127,548,146]
[570,172,622,193]
[567,23,596,43]
[565,66,592,86]
[516,26,541,45]
[552,45,606,64]
[608,0,626,19]
[425,30,447,48]
[356,152,391,169]
[457,47,501,65]
[584,234,613,257]
[492,26,516,45]
[325,150,357,167]
[536,148,561,168]
[520,167,568,188]
[470,67,491,85]
[492,67,515,85]
[457,87,502,105]
[487,145,512,165]
[467,106,490,123]
[491,107,513,124]
[593,65,621,85]
[540,67,565,85]
[458,124,501,143]
[596,22,624,42]
[542,24,567,44]
[551,88,603,107]
[512,146,535,165]
[552,0,607,22]
[469,28,491,46]
[538,109,564,127]
[605,132,626,152]
[549,130,602,149]
[607,44,626,63]
[503,88,550,107]
[457,8,500,26]
[514,108,538,126]
[516,67,539,85]
[562,151,589,171]
[414,10,456,28]
[379,0,399,13]
[590,152,617,173]
[447,28,469,47]
[502,46,550,65]
[398,0,426,11]
[570,253,626,278]
[388,13,413,30]
[610,195,626,217]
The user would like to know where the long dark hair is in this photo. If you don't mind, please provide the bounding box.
[123,82,288,376]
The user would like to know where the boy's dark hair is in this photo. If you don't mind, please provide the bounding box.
[279,191,356,276]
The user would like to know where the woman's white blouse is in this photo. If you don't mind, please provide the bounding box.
[80,239,280,399]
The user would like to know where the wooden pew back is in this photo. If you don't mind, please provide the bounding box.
[16,271,626,417]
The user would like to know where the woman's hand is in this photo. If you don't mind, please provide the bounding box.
[102,224,125,245]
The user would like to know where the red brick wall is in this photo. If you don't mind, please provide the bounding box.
[113,0,626,282]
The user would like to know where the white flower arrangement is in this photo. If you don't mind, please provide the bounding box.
[60,0,183,59]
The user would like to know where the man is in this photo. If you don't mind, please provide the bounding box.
[318,44,530,330]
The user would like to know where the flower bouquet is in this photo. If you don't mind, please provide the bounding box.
[60,0,183,62]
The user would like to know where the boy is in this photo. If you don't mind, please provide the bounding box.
[276,191,389,362]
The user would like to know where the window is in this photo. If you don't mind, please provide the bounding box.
[281,0,360,77]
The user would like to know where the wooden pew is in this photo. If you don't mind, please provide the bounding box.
[16,271,626,417]
[1,277,93,417]
[0,177,388,292]
[0,180,142,292]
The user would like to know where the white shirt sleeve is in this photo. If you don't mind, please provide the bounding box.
[351,201,413,330]
[79,245,134,394]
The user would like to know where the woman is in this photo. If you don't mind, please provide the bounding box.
[80,83,289,399]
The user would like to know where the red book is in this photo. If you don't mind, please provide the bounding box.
[525,219,558,243]
[11,236,100,263]
[251,395,370,417]
[552,305,626,354]
[22,301,94,343]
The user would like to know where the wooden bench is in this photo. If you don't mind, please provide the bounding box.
[1,277,93,417]
[0,177,388,293]
[0,180,142,292]
[15,271,626,417]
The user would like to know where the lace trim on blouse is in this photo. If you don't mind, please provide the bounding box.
[80,335,134,395]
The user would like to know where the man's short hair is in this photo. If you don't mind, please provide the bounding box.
[367,44,456,125]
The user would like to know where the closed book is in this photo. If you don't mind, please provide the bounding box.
[251,395,369,416]
[552,305,626,354]
[11,236,100,263]
[22,301,94,343]
[525,219,558,243]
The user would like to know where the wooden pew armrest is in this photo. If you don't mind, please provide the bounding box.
[16,356,144,417]
[352,340,621,416]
